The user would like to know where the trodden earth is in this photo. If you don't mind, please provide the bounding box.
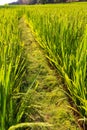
[19,17,79,130]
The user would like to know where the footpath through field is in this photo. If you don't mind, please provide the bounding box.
[19,16,79,130]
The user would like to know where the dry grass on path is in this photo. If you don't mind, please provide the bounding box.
[19,17,79,130]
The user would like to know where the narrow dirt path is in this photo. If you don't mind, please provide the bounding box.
[19,17,79,130]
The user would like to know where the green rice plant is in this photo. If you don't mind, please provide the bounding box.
[0,7,52,130]
[25,3,87,124]
[0,9,26,130]
[0,3,87,129]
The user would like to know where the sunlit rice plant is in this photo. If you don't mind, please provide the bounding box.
[0,9,26,130]
[0,7,52,130]
[25,3,87,125]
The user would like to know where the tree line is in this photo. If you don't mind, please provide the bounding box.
[11,0,87,5]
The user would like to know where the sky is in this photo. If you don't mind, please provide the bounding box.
[0,0,18,5]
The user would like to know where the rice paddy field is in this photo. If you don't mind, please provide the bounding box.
[0,2,87,130]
